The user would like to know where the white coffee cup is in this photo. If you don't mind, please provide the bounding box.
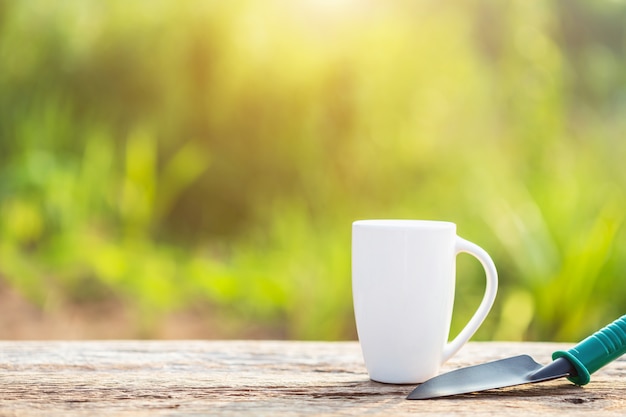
[352,220,498,384]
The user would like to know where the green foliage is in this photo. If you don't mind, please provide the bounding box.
[0,0,625,340]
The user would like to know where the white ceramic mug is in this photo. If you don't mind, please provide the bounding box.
[352,220,498,384]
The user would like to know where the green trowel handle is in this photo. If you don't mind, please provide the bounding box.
[552,314,626,386]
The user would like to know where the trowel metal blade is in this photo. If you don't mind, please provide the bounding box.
[406,355,569,400]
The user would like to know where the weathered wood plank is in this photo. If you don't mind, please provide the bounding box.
[0,341,624,416]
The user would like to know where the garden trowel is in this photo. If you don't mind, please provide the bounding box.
[407,314,626,400]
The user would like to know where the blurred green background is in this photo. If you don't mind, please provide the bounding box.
[0,0,624,341]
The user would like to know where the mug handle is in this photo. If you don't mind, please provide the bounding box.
[441,237,498,363]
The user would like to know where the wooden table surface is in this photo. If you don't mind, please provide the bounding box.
[0,340,624,416]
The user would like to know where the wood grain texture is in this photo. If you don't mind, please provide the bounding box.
[0,341,624,416]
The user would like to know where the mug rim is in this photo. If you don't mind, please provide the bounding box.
[352,219,456,229]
